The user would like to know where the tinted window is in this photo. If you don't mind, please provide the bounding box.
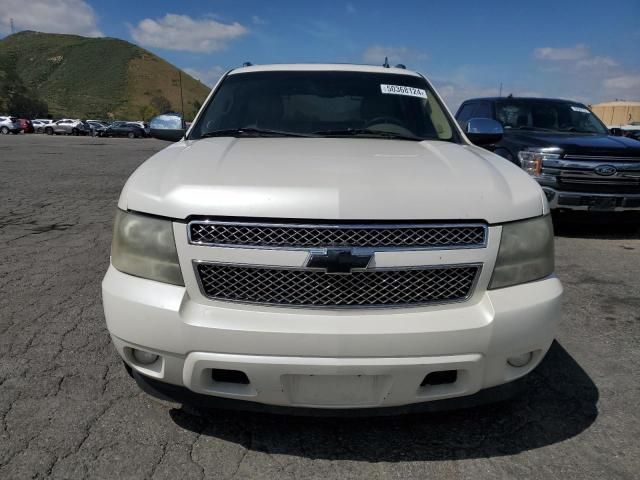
[496,99,608,134]
[473,102,492,119]
[456,103,475,124]
[191,71,456,141]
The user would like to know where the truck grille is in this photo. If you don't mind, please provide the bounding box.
[195,263,480,308]
[188,221,486,249]
[542,156,640,195]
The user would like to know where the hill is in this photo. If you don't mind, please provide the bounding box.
[0,31,211,120]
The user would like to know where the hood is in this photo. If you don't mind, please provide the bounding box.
[119,138,544,224]
[504,130,640,158]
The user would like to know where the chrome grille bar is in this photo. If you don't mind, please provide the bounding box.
[195,262,481,308]
[188,221,487,250]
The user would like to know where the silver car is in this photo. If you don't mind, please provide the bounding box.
[0,116,21,134]
[44,119,89,136]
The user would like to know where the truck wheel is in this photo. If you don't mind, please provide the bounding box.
[0,126,9,135]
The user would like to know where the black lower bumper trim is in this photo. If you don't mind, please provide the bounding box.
[131,370,527,417]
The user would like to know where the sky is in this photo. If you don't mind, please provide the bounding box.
[1,0,639,110]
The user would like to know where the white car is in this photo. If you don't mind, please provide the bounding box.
[44,119,88,135]
[31,119,50,133]
[102,64,562,412]
[0,116,22,134]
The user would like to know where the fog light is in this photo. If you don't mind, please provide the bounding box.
[132,349,159,365]
[507,352,533,368]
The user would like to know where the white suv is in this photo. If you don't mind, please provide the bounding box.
[0,116,21,134]
[102,64,562,412]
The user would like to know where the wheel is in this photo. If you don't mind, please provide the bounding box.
[45,127,53,135]
[0,126,9,135]
[127,131,135,139]
[72,128,79,136]
[36,127,44,134]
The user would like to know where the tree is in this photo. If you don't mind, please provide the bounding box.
[139,104,158,121]
[150,95,171,114]
[7,93,48,118]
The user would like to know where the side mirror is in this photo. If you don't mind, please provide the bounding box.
[149,114,186,142]
[609,127,623,137]
[465,118,503,145]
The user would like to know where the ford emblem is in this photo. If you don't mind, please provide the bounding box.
[594,165,617,176]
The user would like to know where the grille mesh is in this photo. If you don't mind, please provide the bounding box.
[196,263,479,307]
[189,222,486,249]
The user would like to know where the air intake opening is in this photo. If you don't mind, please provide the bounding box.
[211,369,250,385]
[420,370,458,386]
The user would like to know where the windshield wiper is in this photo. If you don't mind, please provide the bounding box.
[200,128,315,138]
[313,128,424,141]
[514,126,556,132]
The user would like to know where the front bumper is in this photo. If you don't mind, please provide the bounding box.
[102,265,562,409]
[542,187,640,211]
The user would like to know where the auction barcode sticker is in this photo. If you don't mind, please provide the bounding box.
[380,84,427,98]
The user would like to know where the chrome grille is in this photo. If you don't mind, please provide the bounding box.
[542,157,640,194]
[188,221,486,249]
[195,263,480,308]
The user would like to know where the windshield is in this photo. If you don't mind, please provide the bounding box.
[495,99,608,134]
[189,71,457,141]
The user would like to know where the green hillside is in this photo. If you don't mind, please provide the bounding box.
[0,31,211,120]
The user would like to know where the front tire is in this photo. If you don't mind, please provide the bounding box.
[45,127,53,135]
[0,126,9,135]
[127,131,135,139]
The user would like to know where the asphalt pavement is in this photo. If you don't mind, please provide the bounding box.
[0,134,638,479]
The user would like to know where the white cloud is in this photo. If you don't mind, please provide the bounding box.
[129,14,247,53]
[534,44,617,71]
[603,74,640,90]
[534,44,589,61]
[183,66,226,87]
[576,56,617,68]
[362,45,428,65]
[251,15,267,25]
[0,0,102,37]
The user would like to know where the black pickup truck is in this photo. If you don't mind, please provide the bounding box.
[456,97,640,211]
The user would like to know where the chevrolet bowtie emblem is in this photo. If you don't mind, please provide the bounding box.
[306,249,373,274]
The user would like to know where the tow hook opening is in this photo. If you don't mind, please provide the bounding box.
[211,369,251,385]
[420,370,458,386]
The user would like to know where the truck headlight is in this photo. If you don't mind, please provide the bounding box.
[111,210,184,286]
[517,150,561,176]
[489,215,554,289]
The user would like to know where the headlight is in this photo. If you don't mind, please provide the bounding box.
[517,150,561,176]
[111,210,184,286]
[489,215,554,289]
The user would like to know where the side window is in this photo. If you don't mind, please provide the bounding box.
[456,103,476,124]
[472,102,493,119]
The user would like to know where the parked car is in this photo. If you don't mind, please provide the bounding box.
[31,120,48,133]
[0,116,22,134]
[44,119,89,136]
[456,97,640,211]
[103,64,562,412]
[87,120,109,136]
[103,121,145,138]
[128,121,150,136]
[17,118,34,133]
